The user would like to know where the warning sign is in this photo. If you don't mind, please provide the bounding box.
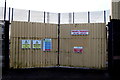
[32,40,41,49]
[73,47,83,53]
[22,40,31,49]
[71,30,89,35]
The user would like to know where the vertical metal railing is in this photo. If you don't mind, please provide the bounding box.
[47,12,49,23]
[57,13,60,66]
[69,13,72,24]
[44,11,46,23]
[88,11,90,23]
[11,8,14,21]
[104,10,106,23]
[73,12,74,24]
[8,7,11,22]
[4,0,6,21]
[28,10,30,22]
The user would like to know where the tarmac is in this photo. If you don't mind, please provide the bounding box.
[1,67,113,80]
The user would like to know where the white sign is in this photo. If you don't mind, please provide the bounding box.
[71,30,89,35]
[22,40,31,49]
[32,40,41,49]
[73,47,83,53]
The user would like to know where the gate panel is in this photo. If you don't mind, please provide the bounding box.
[60,23,107,69]
[10,21,58,68]
[10,21,107,69]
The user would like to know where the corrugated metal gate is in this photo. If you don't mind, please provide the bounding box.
[59,24,107,69]
[10,22,58,68]
[10,21,107,69]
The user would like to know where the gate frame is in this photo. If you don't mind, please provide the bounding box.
[2,21,10,73]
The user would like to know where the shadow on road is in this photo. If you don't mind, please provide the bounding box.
[1,67,113,80]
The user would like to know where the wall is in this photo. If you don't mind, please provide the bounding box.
[112,0,120,19]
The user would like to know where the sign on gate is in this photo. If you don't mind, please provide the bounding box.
[43,39,52,51]
[32,40,41,49]
[22,40,31,49]
[73,47,83,53]
[71,30,89,35]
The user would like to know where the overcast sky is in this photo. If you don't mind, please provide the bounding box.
[0,0,111,12]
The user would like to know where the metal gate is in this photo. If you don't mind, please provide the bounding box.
[0,21,9,77]
[10,22,58,68]
[10,21,107,69]
[59,24,107,69]
[108,19,120,75]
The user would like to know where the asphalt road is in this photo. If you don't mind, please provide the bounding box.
[2,67,112,80]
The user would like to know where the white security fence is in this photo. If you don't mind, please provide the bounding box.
[0,7,110,24]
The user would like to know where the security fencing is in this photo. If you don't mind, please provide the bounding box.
[0,7,110,24]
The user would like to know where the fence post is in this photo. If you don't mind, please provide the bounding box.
[69,13,72,24]
[44,11,46,23]
[57,13,60,66]
[28,10,30,22]
[4,0,6,21]
[88,11,90,23]
[8,7,11,22]
[11,8,14,21]
[104,10,106,23]
[3,21,10,72]
[47,12,49,23]
[73,12,74,24]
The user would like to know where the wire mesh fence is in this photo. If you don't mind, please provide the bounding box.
[90,11,104,23]
[0,7,110,24]
[106,10,110,23]
[48,12,58,24]
[0,7,4,20]
[74,12,88,23]
[13,8,28,21]
[30,10,44,22]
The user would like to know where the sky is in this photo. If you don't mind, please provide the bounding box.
[0,0,111,13]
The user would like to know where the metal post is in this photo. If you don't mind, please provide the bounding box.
[28,10,30,22]
[57,13,60,66]
[73,12,74,24]
[8,7,11,22]
[88,11,90,23]
[44,11,46,23]
[3,21,10,72]
[11,8,14,21]
[4,0,6,21]
[47,12,49,23]
[69,13,72,24]
[104,10,106,23]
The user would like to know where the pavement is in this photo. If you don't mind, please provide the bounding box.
[1,67,113,80]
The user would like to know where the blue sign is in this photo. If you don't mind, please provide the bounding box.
[43,39,52,51]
